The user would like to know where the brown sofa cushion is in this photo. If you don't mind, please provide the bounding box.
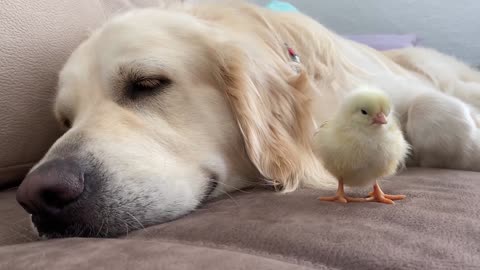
[1,168,479,269]
[0,188,36,246]
[0,0,169,188]
[0,239,314,270]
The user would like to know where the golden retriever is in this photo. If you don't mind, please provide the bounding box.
[16,1,480,238]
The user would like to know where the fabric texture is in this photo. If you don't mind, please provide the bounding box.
[1,168,479,269]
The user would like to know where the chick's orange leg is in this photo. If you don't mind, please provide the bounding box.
[319,178,366,203]
[365,182,406,204]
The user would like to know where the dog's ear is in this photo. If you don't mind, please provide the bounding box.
[214,43,329,191]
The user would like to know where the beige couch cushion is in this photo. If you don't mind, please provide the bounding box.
[0,0,164,188]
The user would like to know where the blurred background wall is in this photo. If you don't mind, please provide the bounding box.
[253,0,480,66]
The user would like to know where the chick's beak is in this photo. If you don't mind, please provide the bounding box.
[372,112,387,125]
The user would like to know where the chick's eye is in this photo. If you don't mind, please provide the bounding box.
[128,77,172,99]
[361,109,368,115]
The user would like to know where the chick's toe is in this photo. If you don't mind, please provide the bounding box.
[365,182,406,204]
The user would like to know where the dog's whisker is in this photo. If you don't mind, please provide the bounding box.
[211,180,251,194]
[215,189,241,207]
[126,212,158,238]
[123,216,146,238]
[0,226,36,242]
[1,217,37,236]
[77,224,86,237]
[126,212,146,230]
[96,218,105,237]
[11,225,37,236]
[3,186,20,191]
[105,219,110,237]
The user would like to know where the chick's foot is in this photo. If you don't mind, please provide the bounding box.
[318,178,368,203]
[319,195,367,203]
[365,182,406,204]
[319,194,348,203]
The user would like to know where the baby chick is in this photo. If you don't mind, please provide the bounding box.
[314,86,409,204]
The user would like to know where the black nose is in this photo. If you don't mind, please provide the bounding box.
[16,158,85,216]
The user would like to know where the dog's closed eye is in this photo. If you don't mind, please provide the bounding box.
[127,77,172,100]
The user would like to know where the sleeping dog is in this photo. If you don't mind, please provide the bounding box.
[16,1,480,238]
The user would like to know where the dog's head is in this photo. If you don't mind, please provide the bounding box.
[16,6,320,238]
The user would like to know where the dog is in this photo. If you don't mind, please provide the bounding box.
[16,1,480,238]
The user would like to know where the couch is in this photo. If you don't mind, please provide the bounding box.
[1,1,479,269]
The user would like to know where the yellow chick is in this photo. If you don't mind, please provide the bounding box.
[314,86,410,204]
